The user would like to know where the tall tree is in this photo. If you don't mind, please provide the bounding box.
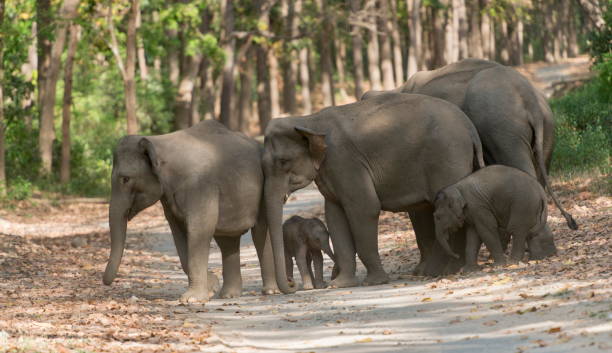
[281,0,298,114]
[0,0,5,195]
[255,0,276,132]
[366,0,382,90]
[350,0,365,98]
[407,0,422,77]
[480,0,494,60]
[378,0,396,90]
[219,0,236,128]
[317,0,336,106]
[468,0,484,59]
[21,23,36,131]
[388,0,404,85]
[60,24,80,184]
[38,0,80,174]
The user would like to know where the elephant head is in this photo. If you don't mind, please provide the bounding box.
[307,219,336,263]
[527,225,557,260]
[433,188,466,259]
[262,118,327,294]
[103,136,163,285]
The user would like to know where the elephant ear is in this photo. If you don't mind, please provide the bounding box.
[295,126,327,170]
[138,138,163,178]
[448,188,467,225]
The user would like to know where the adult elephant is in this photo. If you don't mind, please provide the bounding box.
[263,93,485,291]
[363,59,577,230]
[103,120,280,303]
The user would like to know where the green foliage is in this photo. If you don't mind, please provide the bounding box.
[593,54,612,100]
[4,177,33,201]
[586,5,612,64]
[550,79,612,175]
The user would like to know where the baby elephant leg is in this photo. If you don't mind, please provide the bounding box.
[284,248,294,284]
[473,208,507,266]
[311,250,326,289]
[296,246,315,290]
[463,226,482,272]
[510,231,528,262]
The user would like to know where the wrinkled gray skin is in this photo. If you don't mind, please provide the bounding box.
[103,120,280,303]
[363,59,577,233]
[283,215,336,290]
[434,165,564,272]
[263,93,485,290]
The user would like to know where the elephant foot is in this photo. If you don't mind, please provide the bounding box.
[411,261,426,276]
[363,271,390,286]
[219,284,242,299]
[462,264,480,273]
[208,272,220,297]
[314,281,326,289]
[180,287,209,304]
[329,274,359,288]
[262,283,281,295]
[302,282,314,291]
[493,256,508,267]
[443,257,465,275]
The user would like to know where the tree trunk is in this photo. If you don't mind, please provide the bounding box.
[238,51,254,133]
[350,0,365,98]
[38,0,80,175]
[480,1,492,60]
[575,0,605,30]
[60,24,80,185]
[281,0,298,114]
[335,35,349,101]
[454,0,468,59]
[36,0,51,110]
[499,17,510,64]
[388,0,404,85]
[0,0,5,195]
[432,4,447,67]
[219,0,236,128]
[468,1,484,59]
[379,0,396,90]
[514,17,524,65]
[167,28,180,86]
[257,46,272,132]
[317,0,335,106]
[124,0,139,134]
[407,0,422,77]
[423,6,433,69]
[269,51,281,118]
[21,23,37,131]
[568,0,578,57]
[174,55,203,130]
[299,46,312,114]
[136,6,148,81]
[201,65,216,121]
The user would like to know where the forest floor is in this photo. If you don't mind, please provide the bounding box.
[0,172,610,353]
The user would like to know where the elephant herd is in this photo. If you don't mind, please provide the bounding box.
[102,58,577,303]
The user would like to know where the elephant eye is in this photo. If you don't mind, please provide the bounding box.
[120,176,130,184]
[278,158,290,167]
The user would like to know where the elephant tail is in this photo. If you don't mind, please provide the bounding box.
[467,121,486,170]
[532,118,578,230]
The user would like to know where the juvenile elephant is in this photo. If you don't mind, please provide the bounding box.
[263,93,485,291]
[283,215,336,290]
[433,165,570,272]
[103,120,278,303]
[363,59,577,231]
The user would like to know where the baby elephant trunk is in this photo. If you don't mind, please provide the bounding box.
[322,241,336,263]
[436,229,460,259]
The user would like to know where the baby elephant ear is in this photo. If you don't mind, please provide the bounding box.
[295,126,327,170]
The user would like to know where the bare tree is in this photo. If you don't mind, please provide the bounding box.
[281,0,299,114]
[388,0,404,85]
[468,0,484,59]
[350,0,365,98]
[299,44,312,114]
[60,24,80,184]
[317,0,336,106]
[335,35,350,101]
[480,0,494,60]
[379,0,395,90]
[219,0,236,128]
[38,0,80,174]
[238,50,255,133]
[407,0,422,77]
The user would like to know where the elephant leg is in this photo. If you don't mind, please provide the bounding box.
[164,210,189,275]
[306,252,315,283]
[311,250,326,289]
[464,226,482,272]
[296,246,314,290]
[342,192,388,286]
[214,235,243,299]
[251,219,280,295]
[472,209,507,266]
[285,248,294,284]
[180,193,218,304]
[444,227,466,275]
[410,209,451,277]
[510,230,528,263]
[325,200,359,288]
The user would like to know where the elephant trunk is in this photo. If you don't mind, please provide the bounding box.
[264,177,296,294]
[103,196,129,285]
[322,241,336,263]
[436,228,459,259]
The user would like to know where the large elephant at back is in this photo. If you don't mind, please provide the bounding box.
[363,58,577,231]
[103,120,279,303]
[262,93,485,291]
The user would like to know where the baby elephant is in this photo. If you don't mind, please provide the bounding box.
[433,165,569,271]
[283,216,336,289]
